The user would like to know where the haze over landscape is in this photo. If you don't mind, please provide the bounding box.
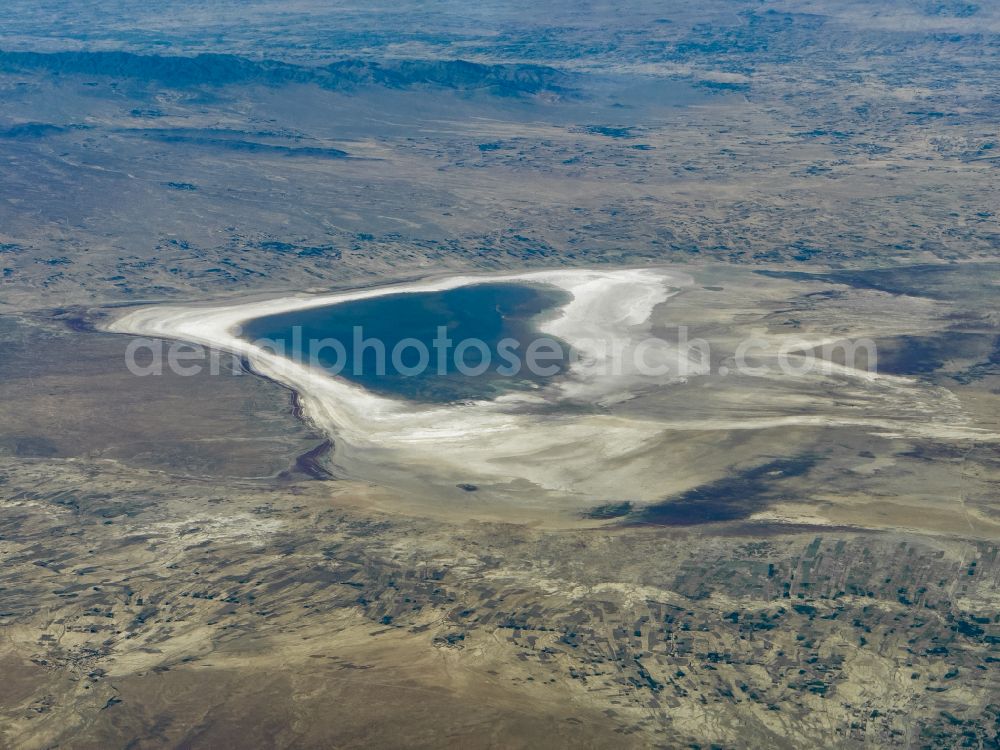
[0,2,998,748]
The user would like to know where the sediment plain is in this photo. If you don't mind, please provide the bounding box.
[108,265,1000,527]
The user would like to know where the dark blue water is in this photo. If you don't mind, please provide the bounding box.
[240,282,571,403]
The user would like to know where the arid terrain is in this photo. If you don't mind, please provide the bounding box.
[0,1,998,748]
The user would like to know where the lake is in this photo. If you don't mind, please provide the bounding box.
[239,282,572,402]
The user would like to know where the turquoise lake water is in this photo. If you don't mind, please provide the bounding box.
[240,282,571,403]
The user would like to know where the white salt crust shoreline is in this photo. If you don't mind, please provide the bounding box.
[109,269,696,501]
[108,267,998,506]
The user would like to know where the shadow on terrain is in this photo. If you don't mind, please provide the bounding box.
[621,454,819,526]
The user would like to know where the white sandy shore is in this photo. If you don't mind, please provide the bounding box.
[109,269,696,502]
[108,267,998,508]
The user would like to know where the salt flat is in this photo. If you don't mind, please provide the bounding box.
[108,266,998,520]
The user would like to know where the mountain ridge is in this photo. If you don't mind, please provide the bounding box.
[0,49,575,97]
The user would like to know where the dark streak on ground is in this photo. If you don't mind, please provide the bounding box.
[754,262,1000,301]
[291,439,335,480]
[625,454,819,527]
[584,501,633,519]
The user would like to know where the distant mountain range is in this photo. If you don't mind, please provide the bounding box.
[0,49,575,97]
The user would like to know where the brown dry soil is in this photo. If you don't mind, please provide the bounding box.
[0,303,998,748]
